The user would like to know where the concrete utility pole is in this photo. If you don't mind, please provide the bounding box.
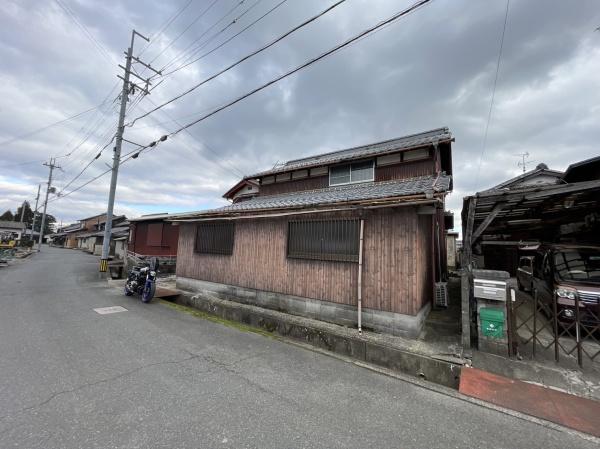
[31,184,41,238]
[38,159,59,251]
[100,29,160,273]
[19,201,26,223]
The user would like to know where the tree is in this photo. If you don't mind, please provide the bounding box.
[34,213,56,237]
[0,210,14,221]
[14,201,34,226]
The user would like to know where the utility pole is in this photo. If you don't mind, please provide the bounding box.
[38,159,60,251]
[31,184,41,238]
[19,200,26,223]
[100,29,160,273]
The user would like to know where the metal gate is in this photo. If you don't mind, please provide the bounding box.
[507,289,600,368]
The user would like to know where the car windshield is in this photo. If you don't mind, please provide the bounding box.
[554,250,600,282]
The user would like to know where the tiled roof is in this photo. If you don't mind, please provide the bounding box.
[0,220,25,230]
[247,127,452,178]
[172,175,451,219]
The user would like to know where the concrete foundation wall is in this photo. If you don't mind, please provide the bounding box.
[177,277,430,338]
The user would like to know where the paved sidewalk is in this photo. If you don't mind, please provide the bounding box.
[460,367,600,437]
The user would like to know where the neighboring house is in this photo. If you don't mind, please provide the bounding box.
[76,215,128,255]
[485,163,564,191]
[462,158,600,274]
[222,179,260,203]
[0,220,25,242]
[51,223,81,247]
[170,128,454,337]
[128,214,180,272]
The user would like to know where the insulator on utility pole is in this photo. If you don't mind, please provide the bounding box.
[100,29,160,273]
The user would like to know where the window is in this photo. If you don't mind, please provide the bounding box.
[287,219,359,262]
[147,223,163,247]
[329,160,374,186]
[195,222,235,255]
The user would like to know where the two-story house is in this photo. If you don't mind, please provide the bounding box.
[171,128,454,337]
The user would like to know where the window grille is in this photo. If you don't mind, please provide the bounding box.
[195,221,235,255]
[287,219,359,262]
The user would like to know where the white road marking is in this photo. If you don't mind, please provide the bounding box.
[93,306,128,315]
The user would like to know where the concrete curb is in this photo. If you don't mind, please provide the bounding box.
[287,340,600,444]
[157,298,600,444]
[171,292,463,389]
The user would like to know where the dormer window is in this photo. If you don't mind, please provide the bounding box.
[329,160,374,186]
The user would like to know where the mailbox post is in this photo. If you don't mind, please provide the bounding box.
[472,269,510,356]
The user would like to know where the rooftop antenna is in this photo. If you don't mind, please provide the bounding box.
[515,152,534,173]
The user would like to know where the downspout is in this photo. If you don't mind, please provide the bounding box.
[357,218,365,335]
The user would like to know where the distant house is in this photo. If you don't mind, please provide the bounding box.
[170,128,454,337]
[0,220,25,242]
[77,215,128,256]
[128,213,180,272]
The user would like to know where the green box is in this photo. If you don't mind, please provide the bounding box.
[480,307,504,338]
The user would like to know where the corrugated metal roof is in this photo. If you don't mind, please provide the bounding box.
[171,174,451,219]
[247,127,452,178]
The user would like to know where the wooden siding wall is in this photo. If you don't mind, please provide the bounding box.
[259,175,328,196]
[131,221,179,256]
[176,208,433,316]
[375,159,435,182]
[257,157,436,197]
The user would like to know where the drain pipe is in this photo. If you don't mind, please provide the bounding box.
[357,218,365,335]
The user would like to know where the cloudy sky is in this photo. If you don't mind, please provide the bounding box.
[1,0,599,233]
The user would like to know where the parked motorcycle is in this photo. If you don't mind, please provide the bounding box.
[124,259,158,303]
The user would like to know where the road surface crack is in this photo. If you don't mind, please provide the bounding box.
[0,352,204,428]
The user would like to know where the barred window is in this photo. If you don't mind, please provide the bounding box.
[287,219,359,262]
[195,222,235,255]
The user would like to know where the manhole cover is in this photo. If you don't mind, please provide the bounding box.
[93,306,128,315]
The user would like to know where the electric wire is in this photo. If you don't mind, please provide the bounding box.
[128,0,348,127]
[160,0,264,73]
[147,0,222,65]
[54,0,116,64]
[166,0,433,137]
[163,0,289,77]
[138,0,194,57]
[476,0,510,183]
[0,103,108,147]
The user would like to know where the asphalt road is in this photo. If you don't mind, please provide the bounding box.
[0,246,595,449]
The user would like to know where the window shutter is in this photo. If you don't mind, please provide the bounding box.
[146,223,163,246]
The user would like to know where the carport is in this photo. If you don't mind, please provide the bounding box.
[460,162,600,352]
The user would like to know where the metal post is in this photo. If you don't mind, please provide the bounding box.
[38,159,58,251]
[357,219,364,334]
[31,184,40,238]
[100,29,150,272]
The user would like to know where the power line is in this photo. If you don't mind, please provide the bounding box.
[129,0,348,127]
[161,0,265,73]
[148,0,222,66]
[166,0,434,138]
[138,0,194,57]
[0,103,107,147]
[54,0,116,64]
[476,0,510,182]
[163,0,289,77]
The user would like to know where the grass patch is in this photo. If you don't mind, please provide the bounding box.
[158,299,276,339]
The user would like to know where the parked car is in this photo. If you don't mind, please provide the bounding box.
[528,244,600,327]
